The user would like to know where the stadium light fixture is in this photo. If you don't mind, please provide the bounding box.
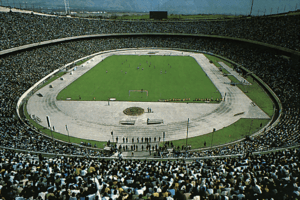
[46,116,56,153]
[186,118,189,148]
[63,0,70,15]
[249,0,254,16]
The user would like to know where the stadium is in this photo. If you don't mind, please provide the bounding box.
[0,1,300,199]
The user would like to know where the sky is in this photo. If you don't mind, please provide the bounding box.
[2,0,299,15]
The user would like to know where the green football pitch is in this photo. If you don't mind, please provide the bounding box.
[57,55,222,102]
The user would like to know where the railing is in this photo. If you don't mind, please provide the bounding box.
[1,144,299,160]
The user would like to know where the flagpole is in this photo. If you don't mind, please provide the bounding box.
[186,118,189,148]
[46,116,56,154]
[211,129,214,148]
[66,125,70,143]
[248,120,253,136]
[50,127,55,150]
[185,118,189,159]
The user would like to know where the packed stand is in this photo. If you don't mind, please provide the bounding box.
[0,147,300,199]
[0,41,117,156]
[0,12,299,52]
[0,13,299,199]
[0,36,299,158]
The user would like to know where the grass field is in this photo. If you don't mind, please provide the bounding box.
[23,103,109,149]
[168,14,240,20]
[205,54,274,117]
[57,55,222,102]
[76,59,88,66]
[116,14,240,20]
[23,69,108,149]
[163,54,274,149]
[38,72,66,90]
[168,118,270,149]
[24,52,274,150]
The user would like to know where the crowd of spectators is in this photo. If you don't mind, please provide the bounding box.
[0,11,299,51]
[0,12,300,198]
[1,147,300,199]
[0,36,299,157]
[0,41,113,156]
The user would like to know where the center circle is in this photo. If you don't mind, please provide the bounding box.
[123,107,144,116]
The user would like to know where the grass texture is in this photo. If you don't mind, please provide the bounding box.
[57,55,222,102]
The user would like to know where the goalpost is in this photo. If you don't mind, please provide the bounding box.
[129,90,148,96]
